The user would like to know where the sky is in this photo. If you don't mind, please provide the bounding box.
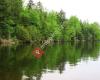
[24,0,100,23]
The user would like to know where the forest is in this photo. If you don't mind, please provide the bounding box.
[1,0,100,44]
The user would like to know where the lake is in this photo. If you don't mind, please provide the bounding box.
[0,42,100,80]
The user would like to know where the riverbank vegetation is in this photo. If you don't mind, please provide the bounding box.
[0,0,100,44]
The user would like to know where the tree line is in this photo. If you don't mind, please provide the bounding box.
[0,0,100,43]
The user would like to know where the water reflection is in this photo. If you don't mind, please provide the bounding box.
[0,42,100,80]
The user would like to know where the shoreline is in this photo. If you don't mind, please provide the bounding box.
[0,38,100,46]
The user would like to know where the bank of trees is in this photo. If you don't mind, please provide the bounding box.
[0,0,100,42]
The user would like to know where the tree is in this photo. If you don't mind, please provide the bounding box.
[0,0,22,39]
[27,0,35,9]
[66,16,81,41]
[16,26,31,42]
[37,1,43,10]
[7,0,22,21]
[57,10,66,25]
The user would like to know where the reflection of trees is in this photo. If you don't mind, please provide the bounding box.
[44,42,100,69]
[0,71,22,80]
[0,42,100,80]
[58,61,65,74]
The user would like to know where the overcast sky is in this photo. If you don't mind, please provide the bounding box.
[24,0,100,23]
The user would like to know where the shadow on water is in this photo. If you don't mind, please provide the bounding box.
[0,42,100,80]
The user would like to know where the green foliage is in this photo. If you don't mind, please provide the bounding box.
[0,0,100,42]
[16,26,31,42]
[89,23,100,40]
[20,9,40,26]
[46,12,59,37]
[26,26,42,42]
[57,10,66,25]
[66,16,81,41]
[81,22,100,41]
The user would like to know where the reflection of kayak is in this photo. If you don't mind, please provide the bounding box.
[32,33,55,59]
[32,47,44,59]
[32,38,52,59]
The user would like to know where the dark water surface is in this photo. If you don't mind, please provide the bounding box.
[0,42,100,80]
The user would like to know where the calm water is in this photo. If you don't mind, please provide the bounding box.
[0,42,100,80]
